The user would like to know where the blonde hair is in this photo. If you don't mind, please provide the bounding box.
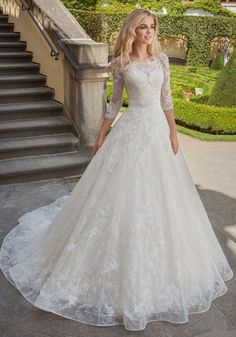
[113,9,162,70]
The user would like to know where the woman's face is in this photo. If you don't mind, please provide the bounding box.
[134,15,155,45]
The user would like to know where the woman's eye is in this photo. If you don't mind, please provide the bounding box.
[140,26,155,29]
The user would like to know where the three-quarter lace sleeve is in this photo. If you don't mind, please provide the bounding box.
[160,52,174,112]
[105,56,124,119]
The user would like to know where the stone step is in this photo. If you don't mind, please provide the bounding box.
[0,15,8,23]
[0,73,46,88]
[0,51,33,63]
[0,32,20,41]
[0,62,40,74]
[0,133,80,159]
[0,86,54,103]
[0,100,63,120]
[0,148,93,185]
[0,13,88,185]
[0,115,73,138]
[0,41,27,52]
[0,23,14,32]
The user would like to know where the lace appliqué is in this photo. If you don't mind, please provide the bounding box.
[105,57,124,119]
[105,52,174,119]
[159,52,174,112]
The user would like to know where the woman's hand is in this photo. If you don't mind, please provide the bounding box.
[92,132,106,156]
[169,132,179,155]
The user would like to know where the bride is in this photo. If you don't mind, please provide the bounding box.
[0,8,234,331]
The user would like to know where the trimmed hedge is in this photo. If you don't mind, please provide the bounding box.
[210,53,224,70]
[62,0,236,17]
[174,98,236,135]
[190,95,210,105]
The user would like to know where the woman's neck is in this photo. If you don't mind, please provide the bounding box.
[130,44,150,61]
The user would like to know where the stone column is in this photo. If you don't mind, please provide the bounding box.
[63,41,110,148]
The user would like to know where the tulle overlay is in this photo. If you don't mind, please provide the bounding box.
[0,53,233,331]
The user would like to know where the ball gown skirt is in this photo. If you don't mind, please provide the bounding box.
[0,53,234,331]
[0,101,233,331]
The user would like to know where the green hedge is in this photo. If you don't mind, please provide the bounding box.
[171,98,236,135]
[190,95,210,104]
[210,53,224,70]
[62,0,236,17]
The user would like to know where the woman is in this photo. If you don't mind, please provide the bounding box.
[0,9,233,332]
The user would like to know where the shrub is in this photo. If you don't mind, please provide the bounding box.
[190,94,210,104]
[208,48,236,107]
[174,98,236,134]
[61,0,236,17]
[210,53,224,70]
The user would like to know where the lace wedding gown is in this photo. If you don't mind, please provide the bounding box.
[0,52,234,331]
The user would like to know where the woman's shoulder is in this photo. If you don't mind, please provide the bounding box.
[159,52,171,68]
[110,55,121,67]
[159,51,169,62]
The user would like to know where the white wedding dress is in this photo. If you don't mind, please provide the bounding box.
[0,52,234,331]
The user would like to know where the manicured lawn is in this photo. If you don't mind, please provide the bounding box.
[170,65,218,99]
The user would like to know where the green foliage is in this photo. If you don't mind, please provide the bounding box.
[60,0,96,11]
[180,0,233,17]
[210,53,224,70]
[208,48,236,107]
[162,15,236,67]
[61,0,236,17]
[190,94,210,104]
[170,64,218,98]
[174,98,236,134]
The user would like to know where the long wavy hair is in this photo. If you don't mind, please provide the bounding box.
[113,9,162,70]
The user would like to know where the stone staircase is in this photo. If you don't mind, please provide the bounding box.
[0,12,93,185]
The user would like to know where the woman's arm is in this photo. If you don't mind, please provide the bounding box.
[160,52,179,154]
[93,56,124,155]
[164,109,177,137]
[98,56,124,136]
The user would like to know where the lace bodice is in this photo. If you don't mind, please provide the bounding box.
[105,52,173,119]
